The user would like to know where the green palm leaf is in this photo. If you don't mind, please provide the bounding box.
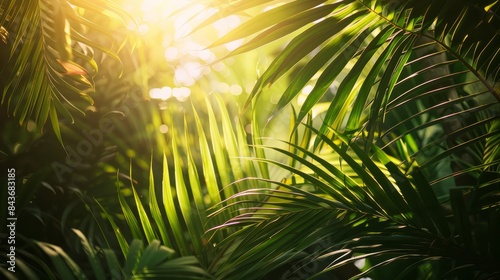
[195,5,500,277]
[95,96,273,273]
[198,0,499,187]
[0,0,130,144]
[37,229,212,279]
[208,125,498,278]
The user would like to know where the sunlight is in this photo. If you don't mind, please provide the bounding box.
[123,0,245,104]
[298,85,314,105]
[131,0,215,88]
[212,15,241,37]
[172,87,191,101]
[175,62,204,86]
[123,0,238,110]
[164,47,179,60]
[149,87,171,100]
[7,0,497,278]
[137,23,149,35]
[140,0,190,22]
[211,15,244,51]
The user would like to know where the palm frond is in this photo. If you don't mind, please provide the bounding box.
[36,229,212,279]
[94,96,273,272]
[0,0,131,144]
[197,0,499,187]
[207,124,499,279]
[195,8,500,277]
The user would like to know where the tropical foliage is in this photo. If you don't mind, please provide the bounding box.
[1,0,499,279]
[0,0,133,144]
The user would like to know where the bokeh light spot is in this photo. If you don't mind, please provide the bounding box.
[159,124,169,134]
[212,62,226,72]
[230,84,242,95]
[218,83,230,93]
[213,15,241,37]
[172,87,191,101]
[138,23,149,35]
[149,87,172,100]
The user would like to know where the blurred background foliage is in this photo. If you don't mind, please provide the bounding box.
[1,0,499,279]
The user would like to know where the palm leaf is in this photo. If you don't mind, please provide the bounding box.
[193,5,500,277]
[208,125,499,278]
[95,96,270,272]
[0,0,130,144]
[199,0,499,189]
[37,229,212,279]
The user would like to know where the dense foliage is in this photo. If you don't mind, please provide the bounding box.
[1,0,499,279]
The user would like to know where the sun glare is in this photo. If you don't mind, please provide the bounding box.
[124,0,247,137]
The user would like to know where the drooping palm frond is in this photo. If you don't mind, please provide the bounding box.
[191,5,500,278]
[201,0,499,110]
[197,0,500,188]
[0,0,131,144]
[207,125,500,279]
